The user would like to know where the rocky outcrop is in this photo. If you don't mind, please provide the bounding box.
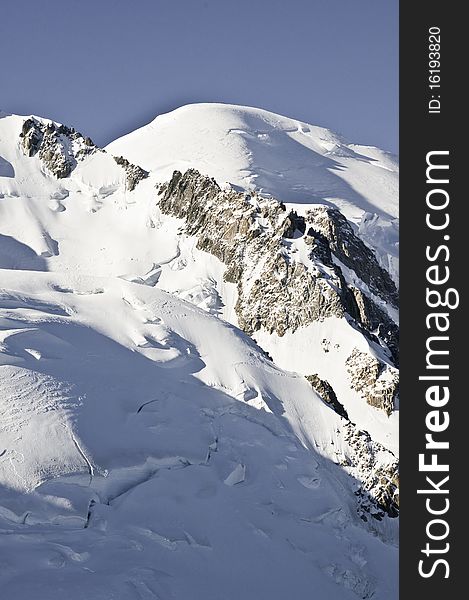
[343,423,399,519]
[346,348,399,416]
[20,119,149,192]
[306,374,348,419]
[306,206,398,308]
[113,156,149,191]
[158,171,342,335]
[157,169,398,359]
[344,285,399,366]
[20,118,97,178]
[21,119,43,157]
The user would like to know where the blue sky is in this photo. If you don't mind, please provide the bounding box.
[0,0,398,152]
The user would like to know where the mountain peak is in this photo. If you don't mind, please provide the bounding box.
[107,102,399,282]
[1,101,399,598]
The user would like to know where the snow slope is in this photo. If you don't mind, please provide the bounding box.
[108,103,399,282]
[0,270,397,600]
[0,106,398,598]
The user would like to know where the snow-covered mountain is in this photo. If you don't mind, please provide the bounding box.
[108,103,399,284]
[0,104,398,599]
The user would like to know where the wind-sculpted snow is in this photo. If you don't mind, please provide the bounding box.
[0,104,399,598]
[0,272,397,599]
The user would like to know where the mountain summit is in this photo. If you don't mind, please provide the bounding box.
[0,104,398,599]
[108,103,399,282]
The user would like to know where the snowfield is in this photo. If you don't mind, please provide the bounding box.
[0,105,398,599]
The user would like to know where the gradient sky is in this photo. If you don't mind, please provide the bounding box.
[0,0,398,152]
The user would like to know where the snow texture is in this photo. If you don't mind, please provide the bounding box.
[0,104,398,599]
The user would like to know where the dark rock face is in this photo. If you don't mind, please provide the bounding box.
[306,206,399,308]
[20,119,149,192]
[306,374,348,419]
[158,170,341,336]
[343,424,399,519]
[20,118,97,178]
[346,348,398,416]
[344,286,399,367]
[21,119,43,157]
[157,169,398,362]
[113,156,149,191]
